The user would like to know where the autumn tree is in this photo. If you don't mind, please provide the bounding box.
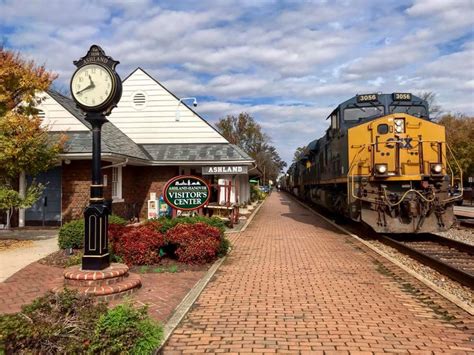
[0,47,62,227]
[216,113,286,184]
[418,91,442,119]
[438,114,474,181]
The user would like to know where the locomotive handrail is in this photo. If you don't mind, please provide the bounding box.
[442,143,463,203]
[347,145,372,204]
[347,141,463,206]
[382,188,435,207]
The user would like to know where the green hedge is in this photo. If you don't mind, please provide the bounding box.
[58,214,128,250]
[149,215,226,234]
[58,219,84,249]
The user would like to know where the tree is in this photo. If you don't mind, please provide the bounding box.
[292,146,306,162]
[0,47,62,228]
[418,91,442,119]
[438,114,474,181]
[216,113,286,184]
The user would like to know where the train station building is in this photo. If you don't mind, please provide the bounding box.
[21,68,255,226]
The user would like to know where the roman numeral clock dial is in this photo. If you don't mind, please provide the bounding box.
[71,63,115,110]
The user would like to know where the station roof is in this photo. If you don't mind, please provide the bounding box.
[48,90,253,165]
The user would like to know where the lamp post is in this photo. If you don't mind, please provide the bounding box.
[70,45,122,270]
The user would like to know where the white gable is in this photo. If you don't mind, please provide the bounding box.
[107,68,227,144]
[38,93,88,132]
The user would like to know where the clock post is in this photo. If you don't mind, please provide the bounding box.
[70,45,122,270]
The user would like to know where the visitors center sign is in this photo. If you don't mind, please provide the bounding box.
[163,176,210,211]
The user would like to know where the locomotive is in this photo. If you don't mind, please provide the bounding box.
[285,93,463,233]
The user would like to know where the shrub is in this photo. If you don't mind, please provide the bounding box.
[58,215,128,250]
[90,303,163,355]
[0,289,107,354]
[217,237,231,257]
[58,219,84,249]
[108,214,128,226]
[150,215,226,234]
[165,223,222,264]
[112,225,165,266]
[0,290,163,354]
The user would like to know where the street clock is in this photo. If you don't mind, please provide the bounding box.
[70,45,122,114]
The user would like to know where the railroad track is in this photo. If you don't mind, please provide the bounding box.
[286,192,474,290]
[377,234,474,289]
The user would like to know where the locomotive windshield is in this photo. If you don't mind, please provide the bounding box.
[389,105,427,118]
[343,105,384,121]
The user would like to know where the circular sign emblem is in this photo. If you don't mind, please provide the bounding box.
[163,176,211,211]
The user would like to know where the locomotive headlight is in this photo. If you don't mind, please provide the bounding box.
[394,118,405,133]
[430,163,442,174]
[375,164,388,175]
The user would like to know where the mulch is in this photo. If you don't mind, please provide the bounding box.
[0,239,34,251]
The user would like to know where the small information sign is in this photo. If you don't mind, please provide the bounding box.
[163,176,210,211]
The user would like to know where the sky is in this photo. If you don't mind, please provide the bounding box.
[1,0,473,165]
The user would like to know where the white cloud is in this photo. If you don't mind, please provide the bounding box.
[1,0,473,164]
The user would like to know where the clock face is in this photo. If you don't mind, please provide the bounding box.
[71,64,115,108]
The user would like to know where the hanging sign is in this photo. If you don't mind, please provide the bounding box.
[202,165,248,175]
[163,175,210,211]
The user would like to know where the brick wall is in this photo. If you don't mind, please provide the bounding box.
[112,165,178,220]
[61,160,178,222]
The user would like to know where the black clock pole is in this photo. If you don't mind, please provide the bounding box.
[71,45,122,271]
[82,112,110,270]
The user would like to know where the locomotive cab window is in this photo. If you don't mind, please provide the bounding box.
[343,106,384,121]
[389,105,427,118]
[330,112,339,130]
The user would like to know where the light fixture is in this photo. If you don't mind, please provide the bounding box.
[176,97,198,121]
[375,164,388,175]
[430,163,442,175]
[394,118,405,133]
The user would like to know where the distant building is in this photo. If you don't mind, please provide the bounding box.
[22,68,254,226]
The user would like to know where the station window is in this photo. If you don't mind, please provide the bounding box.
[112,166,122,200]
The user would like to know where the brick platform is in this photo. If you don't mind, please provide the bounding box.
[163,192,474,353]
[61,263,142,300]
[0,262,63,314]
[0,262,206,323]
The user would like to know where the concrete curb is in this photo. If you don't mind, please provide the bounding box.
[290,194,474,316]
[156,198,267,352]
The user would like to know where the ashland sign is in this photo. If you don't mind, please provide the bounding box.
[163,176,211,210]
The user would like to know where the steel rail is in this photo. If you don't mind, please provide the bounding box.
[377,234,474,289]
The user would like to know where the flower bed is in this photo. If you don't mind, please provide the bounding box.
[109,216,230,266]
[47,215,230,269]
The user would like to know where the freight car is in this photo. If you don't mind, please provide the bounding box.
[287,93,463,233]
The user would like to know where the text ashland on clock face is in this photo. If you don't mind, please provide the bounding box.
[72,64,114,108]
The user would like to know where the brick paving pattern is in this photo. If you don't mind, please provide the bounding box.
[0,262,63,314]
[163,192,474,354]
[0,262,206,323]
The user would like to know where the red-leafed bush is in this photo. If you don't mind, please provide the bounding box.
[112,225,165,266]
[108,223,126,244]
[165,223,222,264]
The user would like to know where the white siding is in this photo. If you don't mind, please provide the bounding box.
[108,68,227,144]
[37,93,88,132]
